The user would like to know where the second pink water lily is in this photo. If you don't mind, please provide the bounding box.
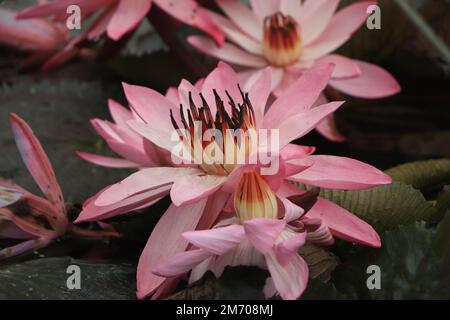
[76,61,391,299]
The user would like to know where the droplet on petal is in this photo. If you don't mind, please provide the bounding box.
[263,12,302,67]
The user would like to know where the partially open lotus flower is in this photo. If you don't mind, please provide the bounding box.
[76,62,391,299]
[187,0,401,141]
[16,0,224,69]
[0,8,69,68]
[0,114,120,261]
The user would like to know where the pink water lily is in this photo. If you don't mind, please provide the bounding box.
[17,0,224,44]
[76,78,205,169]
[0,114,120,261]
[0,8,69,68]
[76,61,391,299]
[187,0,401,140]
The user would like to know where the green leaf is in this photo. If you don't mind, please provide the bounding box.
[0,257,135,299]
[385,158,450,190]
[294,181,436,231]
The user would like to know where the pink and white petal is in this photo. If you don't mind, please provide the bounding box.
[330,61,401,98]
[76,152,140,168]
[214,239,266,276]
[165,87,179,105]
[275,231,307,266]
[170,174,227,206]
[243,218,286,254]
[151,277,181,300]
[183,224,246,255]
[277,180,305,198]
[91,119,122,143]
[316,114,346,142]
[289,155,392,190]
[300,0,339,46]
[154,0,225,45]
[279,198,304,222]
[190,256,214,284]
[152,249,212,277]
[188,36,267,68]
[95,167,201,206]
[0,186,23,208]
[106,0,152,40]
[209,10,262,55]
[250,0,281,21]
[0,237,52,261]
[9,113,65,215]
[196,191,230,230]
[239,67,283,93]
[280,0,302,19]
[301,1,375,60]
[263,63,335,129]
[281,144,315,161]
[86,3,116,40]
[302,217,334,246]
[137,199,208,299]
[216,0,262,41]
[17,0,108,21]
[278,101,345,148]
[265,251,309,300]
[75,184,170,222]
[316,54,361,79]
[306,197,381,248]
[106,139,154,167]
[238,68,262,91]
[248,67,272,127]
[122,82,175,134]
[177,79,203,113]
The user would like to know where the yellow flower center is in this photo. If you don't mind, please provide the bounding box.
[234,171,278,221]
[263,12,302,67]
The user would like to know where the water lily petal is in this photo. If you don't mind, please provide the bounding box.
[243,218,286,254]
[330,60,401,98]
[306,197,381,248]
[137,199,208,299]
[188,36,267,68]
